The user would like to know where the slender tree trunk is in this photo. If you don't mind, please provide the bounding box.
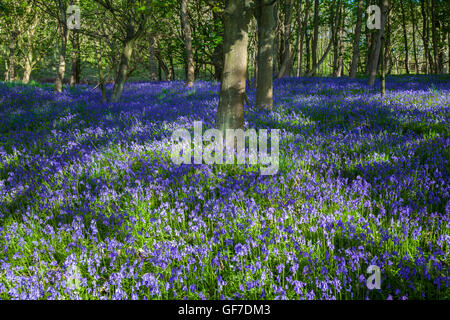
[70,30,81,86]
[212,11,224,81]
[306,33,311,73]
[430,0,439,73]
[306,0,339,76]
[350,0,364,78]
[296,0,308,77]
[8,32,17,82]
[420,0,431,73]
[255,0,275,109]
[149,33,158,81]
[337,2,344,76]
[216,0,253,132]
[409,0,419,73]
[400,0,410,74]
[368,0,388,86]
[111,37,135,102]
[311,0,319,76]
[95,40,106,102]
[55,0,69,92]
[277,0,293,78]
[181,0,195,86]
[381,33,385,97]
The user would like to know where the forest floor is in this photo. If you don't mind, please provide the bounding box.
[0,75,449,299]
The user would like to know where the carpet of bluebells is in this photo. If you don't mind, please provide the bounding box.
[0,75,449,300]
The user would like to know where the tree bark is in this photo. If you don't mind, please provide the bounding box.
[111,37,135,102]
[277,0,293,78]
[95,40,106,102]
[368,0,388,86]
[149,33,158,81]
[8,32,17,82]
[70,30,81,86]
[349,0,363,78]
[400,0,410,74]
[216,0,253,132]
[55,0,69,92]
[311,0,319,76]
[409,0,419,73]
[181,0,195,86]
[296,0,308,77]
[255,0,275,109]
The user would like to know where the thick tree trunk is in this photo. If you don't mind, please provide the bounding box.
[22,52,33,84]
[368,0,388,86]
[181,0,195,86]
[111,38,135,102]
[216,0,253,132]
[255,0,275,109]
[420,0,432,73]
[349,0,363,78]
[400,0,410,74]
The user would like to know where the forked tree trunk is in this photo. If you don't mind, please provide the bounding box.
[111,37,135,102]
[216,0,253,132]
[255,0,275,109]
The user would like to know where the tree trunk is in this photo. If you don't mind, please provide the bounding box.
[55,0,69,92]
[306,0,339,76]
[400,0,410,74]
[277,0,293,78]
[181,0,195,86]
[368,0,388,86]
[95,40,106,102]
[311,0,319,76]
[255,0,275,109]
[216,0,253,132]
[70,30,81,86]
[381,33,385,97]
[349,0,363,78]
[212,11,224,81]
[149,34,158,81]
[296,0,308,77]
[111,38,135,102]
[22,51,33,84]
[8,32,17,82]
